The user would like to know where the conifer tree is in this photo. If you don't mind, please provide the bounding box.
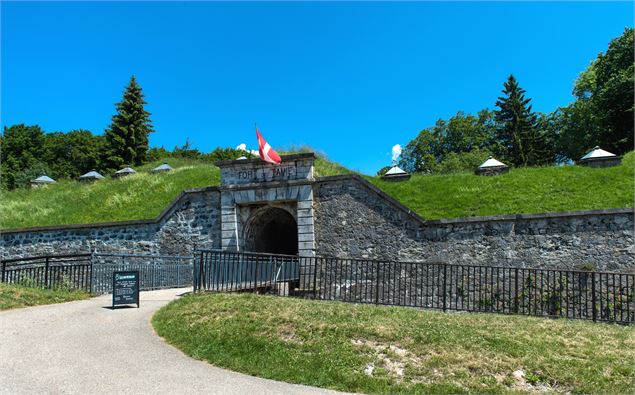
[494,75,548,167]
[104,76,154,168]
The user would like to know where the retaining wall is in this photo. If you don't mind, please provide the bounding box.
[2,175,633,273]
[0,187,222,259]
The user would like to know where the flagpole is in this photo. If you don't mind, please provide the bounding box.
[254,122,257,160]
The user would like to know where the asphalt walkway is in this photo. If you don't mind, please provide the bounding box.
[0,288,342,394]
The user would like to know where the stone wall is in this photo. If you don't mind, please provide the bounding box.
[0,187,222,259]
[2,174,633,273]
[313,176,635,272]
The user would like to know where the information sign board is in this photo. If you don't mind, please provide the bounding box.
[112,271,140,308]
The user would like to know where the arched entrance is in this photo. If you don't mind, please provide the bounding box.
[244,207,298,255]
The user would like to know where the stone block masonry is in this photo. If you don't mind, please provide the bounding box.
[313,176,634,272]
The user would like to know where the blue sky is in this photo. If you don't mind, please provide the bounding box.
[1,1,632,174]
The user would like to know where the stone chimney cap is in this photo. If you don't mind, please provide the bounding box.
[580,146,616,160]
[151,163,174,172]
[79,170,105,179]
[31,175,56,183]
[115,167,137,174]
[384,165,407,176]
[478,157,507,168]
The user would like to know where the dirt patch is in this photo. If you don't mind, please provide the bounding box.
[351,339,421,380]
[510,369,569,394]
[277,324,303,345]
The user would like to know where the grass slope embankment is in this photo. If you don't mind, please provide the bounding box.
[0,283,90,310]
[0,152,632,229]
[153,293,635,394]
[370,152,634,220]
[0,158,219,229]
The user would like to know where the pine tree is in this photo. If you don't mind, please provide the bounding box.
[104,76,154,168]
[494,75,547,167]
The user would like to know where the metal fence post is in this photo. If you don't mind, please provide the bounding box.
[514,268,519,313]
[312,256,318,298]
[44,256,50,288]
[591,272,597,322]
[1,260,6,283]
[442,264,448,312]
[89,253,94,293]
[375,260,380,305]
[198,252,205,291]
[254,257,259,294]
[177,259,181,287]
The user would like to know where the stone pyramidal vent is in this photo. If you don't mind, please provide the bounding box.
[113,167,137,178]
[381,165,410,181]
[151,163,174,173]
[578,146,621,168]
[476,156,509,176]
[78,170,105,181]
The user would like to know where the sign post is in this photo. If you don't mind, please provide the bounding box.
[112,271,140,308]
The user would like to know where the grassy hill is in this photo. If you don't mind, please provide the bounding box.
[0,153,632,229]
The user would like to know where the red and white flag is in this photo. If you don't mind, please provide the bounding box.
[256,128,282,165]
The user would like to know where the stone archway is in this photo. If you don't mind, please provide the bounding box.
[244,207,298,255]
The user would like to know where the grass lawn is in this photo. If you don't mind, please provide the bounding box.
[0,283,91,310]
[153,293,635,394]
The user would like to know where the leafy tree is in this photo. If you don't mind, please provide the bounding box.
[559,28,633,159]
[1,124,46,189]
[494,75,550,167]
[104,75,154,169]
[43,130,104,178]
[435,148,493,174]
[13,162,52,189]
[399,123,443,174]
[202,147,253,162]
[442,110,496,154]
[399,110,497,174]
[147,146,170,162]
[172,138,201,159]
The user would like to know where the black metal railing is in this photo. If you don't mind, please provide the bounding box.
[1,254,93,291]
[195,250,635,324]
[195,250,307,295]
[1,252,194,294]
[91,253,193,294]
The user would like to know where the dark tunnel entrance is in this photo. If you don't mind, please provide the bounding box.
[245,207,298,255]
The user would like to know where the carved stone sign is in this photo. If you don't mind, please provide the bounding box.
[236,165,297,183]
[217,153,315,186]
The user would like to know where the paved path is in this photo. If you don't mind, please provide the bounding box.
[0,288,342,395]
